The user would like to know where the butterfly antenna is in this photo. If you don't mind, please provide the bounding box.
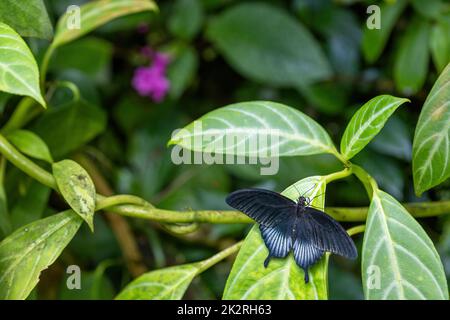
[301,184,316,197]
[293,184,301,197]
[306,193,325,208]
[310,192,325,201]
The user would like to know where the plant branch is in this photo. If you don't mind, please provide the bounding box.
[347,225,366,236]
[351,163,378,199]
[108,200,450,223]
[1,98,41,135]
[40,44,55,89]
[0,134,57,188]
[197,241,243,273]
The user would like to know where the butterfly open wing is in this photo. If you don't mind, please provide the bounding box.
[226,188,296,227]
[303,207,357,259]
[226,188,357,284]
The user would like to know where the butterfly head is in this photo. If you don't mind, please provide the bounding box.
[297,196,309,207]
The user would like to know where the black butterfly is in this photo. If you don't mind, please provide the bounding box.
[226,188,357,283]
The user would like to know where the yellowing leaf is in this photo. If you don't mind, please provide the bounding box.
[53,160,96,231]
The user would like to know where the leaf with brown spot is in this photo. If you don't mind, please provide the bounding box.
[52,160,96,231]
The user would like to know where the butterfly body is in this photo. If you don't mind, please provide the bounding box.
[226,188,357,283]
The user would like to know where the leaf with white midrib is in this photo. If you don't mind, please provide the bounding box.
[116,264,199,300]
[412,63,450,195]
[362,190,448,300]
[0,210,82,299]
[340,95,409,160]
[0,22,46,107]
[169,101,337,158]
[116,242,242,300]
[223,176,329,300]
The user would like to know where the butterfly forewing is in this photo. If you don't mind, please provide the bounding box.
[305,207,358,259]
[226,189,296,227]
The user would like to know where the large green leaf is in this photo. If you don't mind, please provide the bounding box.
[223,176,329,300]
[412,63,450,195]
[411,0,445,19]
[169,101,338,158]
[53,160,96,231]
[362,0,407,63]
[0,23,46,107]
[0,210,82,299]
[430,22,450,73]
[10,179,50,229]
[52,0,157,48]
[362,190,448,299]
[6,129,53,163]
[394,18,430,95]
[168,0,203,40]
[340,95,409,160]
[49,37,113,86]
[206,3,331,87]
[0,0,52,39]
[167,45,198,100]
[31,99,106,159]
[371,116,412,161]
[116,242,241,299]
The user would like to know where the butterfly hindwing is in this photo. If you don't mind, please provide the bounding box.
[226,188,296,227]
[293,216,325,283]
[259,222,293,267]
[304,207,358,259]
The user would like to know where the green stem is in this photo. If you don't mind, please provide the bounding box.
[163,222,200,234]
[330,147,350,166]
[0,134,57,188]
[197,241,243,273]
[108,200,450,223]
[52,80,81,103]
[40,44,55,89]
[96,194,152,211]
[109,205,254,223]
[351,163,377,199]
[347,225,365,237]
[1,98,40,135]
[323,167,352,183]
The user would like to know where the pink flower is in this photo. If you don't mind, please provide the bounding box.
[132,61,170,102]
[132,47,171,102]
